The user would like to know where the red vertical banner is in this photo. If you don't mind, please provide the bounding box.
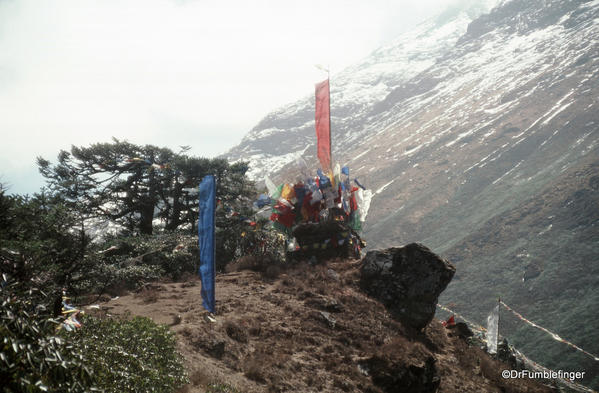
[315,79,331,171]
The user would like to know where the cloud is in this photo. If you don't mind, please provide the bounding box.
[0,0,451,195]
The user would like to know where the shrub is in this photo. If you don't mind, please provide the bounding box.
[0,192,89,294]
[0,278,96,392]
[73,262,165,297]
[71,314,188,393]
[78,232,199,296]
[215,220,284,273]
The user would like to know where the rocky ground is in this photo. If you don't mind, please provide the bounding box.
[89,256,555,393]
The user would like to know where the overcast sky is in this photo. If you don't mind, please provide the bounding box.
[0,0,457,195]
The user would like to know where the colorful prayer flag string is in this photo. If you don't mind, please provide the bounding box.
[500,301,599,362]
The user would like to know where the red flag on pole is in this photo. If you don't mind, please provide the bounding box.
[315,79,331,171]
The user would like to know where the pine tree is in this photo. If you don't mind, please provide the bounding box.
[36,138,252,236]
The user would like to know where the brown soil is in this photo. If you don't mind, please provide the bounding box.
[88,258,555,393]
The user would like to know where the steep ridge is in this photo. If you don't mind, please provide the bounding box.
[98,259,555,393]
[224,0,599,389]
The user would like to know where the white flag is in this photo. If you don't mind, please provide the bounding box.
[487,305,500,354]
[264,175,277,197]
[360,189,372,222]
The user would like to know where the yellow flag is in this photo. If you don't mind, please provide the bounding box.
[281,183,296,201]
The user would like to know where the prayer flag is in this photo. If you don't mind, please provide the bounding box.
[281,183,297,202]
[356,189,373,222]
[294,154,311,182]
[265,175,278,197]
[487,304,499,354]
[273,201,293,216]
[254,194,272,208]
[333,163,341,189]
[315,79,331,171]
[294,182,307,206]
[354,178,366,190]
[198,175,216,314]
[270,212,296,228]
[442,315,455,327]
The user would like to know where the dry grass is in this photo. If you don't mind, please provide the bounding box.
[243,357,267,383]
[225,255,290,280]
[178,272,201,288]
[224,319,249,344]
[172,314,182,325]
[138,287,159,303]
[152,255,556,393]
[189,369,210,386]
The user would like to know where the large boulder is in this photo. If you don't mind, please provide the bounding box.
[360,243,456,330]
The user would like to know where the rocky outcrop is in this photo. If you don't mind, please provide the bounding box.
[360,243,456,330]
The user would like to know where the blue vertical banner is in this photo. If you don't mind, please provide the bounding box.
[198,175,216,314]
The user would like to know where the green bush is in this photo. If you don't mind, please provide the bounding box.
[70,262,165,297]
[90,232,199,282]
[215,218,284,273]
[106,264,165,291]
[158,247,199,282]
[0,278,96,392]
[71,314,188,393]
[0,192,88,294]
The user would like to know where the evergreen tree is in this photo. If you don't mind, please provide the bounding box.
[36,138,252,235]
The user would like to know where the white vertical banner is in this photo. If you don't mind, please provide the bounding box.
[487,304,500,354]
[359,189,372,222]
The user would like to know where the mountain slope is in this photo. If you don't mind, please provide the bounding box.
[349,1,599,386]
[346,1,599,388]
[224,0,599,389]
[224,0,500,181]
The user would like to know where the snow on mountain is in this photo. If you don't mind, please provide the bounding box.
[224,0,501,181]
[353,0,599,245]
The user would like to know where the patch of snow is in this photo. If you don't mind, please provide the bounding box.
[352,149,371,162]
[541,101,574,126]
[492,160,524,185]
[375,180,395,195]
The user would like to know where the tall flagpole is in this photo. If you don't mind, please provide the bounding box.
[496,297,500,354]
[327,66,331,168]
